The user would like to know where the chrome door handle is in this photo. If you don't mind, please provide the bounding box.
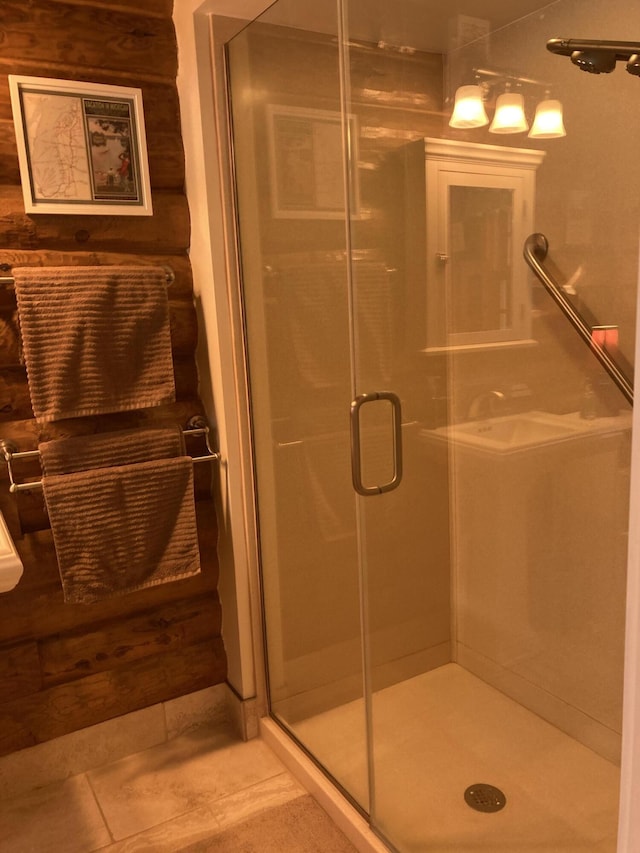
[350,391,403,496]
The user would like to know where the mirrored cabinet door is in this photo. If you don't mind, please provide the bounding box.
[424,138,545,350]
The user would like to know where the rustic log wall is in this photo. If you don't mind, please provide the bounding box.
[0,0,226,757]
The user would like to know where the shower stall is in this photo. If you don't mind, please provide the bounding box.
[225,0,638,849]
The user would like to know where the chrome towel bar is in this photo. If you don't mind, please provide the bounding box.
[0,265,175,289]
[0,417,219,494]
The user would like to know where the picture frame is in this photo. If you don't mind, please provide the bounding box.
[266,105,360,219]
[8,75,153,216]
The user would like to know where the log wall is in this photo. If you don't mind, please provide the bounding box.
[0,0,227,757]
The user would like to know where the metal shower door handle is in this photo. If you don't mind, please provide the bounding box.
[350,391,403,496]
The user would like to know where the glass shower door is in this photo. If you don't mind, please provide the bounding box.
[341,0,635,850]
[226,2,371,810]
[227,0,452,814]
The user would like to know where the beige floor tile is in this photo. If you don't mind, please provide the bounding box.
[208,769,307,833]
[0,705,166,801]
[88,726,288,840]
[0,774,111,853]
[175,795,359,852]
[98,772,307,852]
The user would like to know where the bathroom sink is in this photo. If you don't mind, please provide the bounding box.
[422,410,631,455]
[452,412,578,449]
[0,510,23,592]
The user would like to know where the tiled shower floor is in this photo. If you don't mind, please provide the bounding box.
[294,663,620,852]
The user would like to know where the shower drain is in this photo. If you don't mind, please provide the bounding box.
[463,783,507,813]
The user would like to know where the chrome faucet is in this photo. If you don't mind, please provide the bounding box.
[467,390,506,421]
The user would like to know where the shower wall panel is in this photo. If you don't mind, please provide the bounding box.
[443,0,638,762]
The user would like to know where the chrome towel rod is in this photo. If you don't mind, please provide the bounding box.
[0,418,219,494]
[0,266,175,289]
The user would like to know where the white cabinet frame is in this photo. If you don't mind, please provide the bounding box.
[424,137,545,351]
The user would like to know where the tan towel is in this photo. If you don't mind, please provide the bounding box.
[13,266,175,422]
[279,262,350,389]
[278,261,393,389]
[39,426,185,475]
[43,457,200,604]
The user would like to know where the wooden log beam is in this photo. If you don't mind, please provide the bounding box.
[0,2,177,82]
[49,0,174,18]
[0,639,41,701]
[0,186,190,253]
[39,596,223,687]
[0,636,227,756]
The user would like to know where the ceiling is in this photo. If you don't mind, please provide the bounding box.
[216,0,560,53]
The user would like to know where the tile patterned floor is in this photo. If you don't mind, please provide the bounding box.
[0,725,358,853]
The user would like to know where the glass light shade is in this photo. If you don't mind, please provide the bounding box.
[489,91,528,134]
[449,85,489,128]
[528,99,566,139]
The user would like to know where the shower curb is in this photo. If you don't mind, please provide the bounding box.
[260,716,391,853]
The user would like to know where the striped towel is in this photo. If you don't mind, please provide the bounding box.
[42,456,200,604]
[13,266,175,422]
[39,425,185,475]
[279,260,393,389]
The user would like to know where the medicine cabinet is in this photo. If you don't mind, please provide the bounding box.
[423,137,545,351]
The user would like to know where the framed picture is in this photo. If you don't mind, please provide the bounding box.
[8,75,153,216]
[266,105,360,219]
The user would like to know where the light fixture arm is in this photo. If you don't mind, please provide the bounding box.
[474,67,552,92]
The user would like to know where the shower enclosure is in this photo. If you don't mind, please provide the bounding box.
[226,0,638,849]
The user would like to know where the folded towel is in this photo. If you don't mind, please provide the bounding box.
[13,266,175,422]
[302,432,354,542]
[39,426,185,476]
[353,263,394,387]
[42,457,200,604]
[278,260,393,389]
[279,262,350,389]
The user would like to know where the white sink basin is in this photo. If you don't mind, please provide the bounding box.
[452,412,579,450]
[423,410,631,455]
[0,510,23,592]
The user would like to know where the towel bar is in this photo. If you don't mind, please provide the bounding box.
[0,418,219,494]
[0,265,175,289]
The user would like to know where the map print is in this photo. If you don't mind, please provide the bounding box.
[18,89,141,206]
[20,92,92,201]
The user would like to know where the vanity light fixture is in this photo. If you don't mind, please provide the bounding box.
[449,68,565,138]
